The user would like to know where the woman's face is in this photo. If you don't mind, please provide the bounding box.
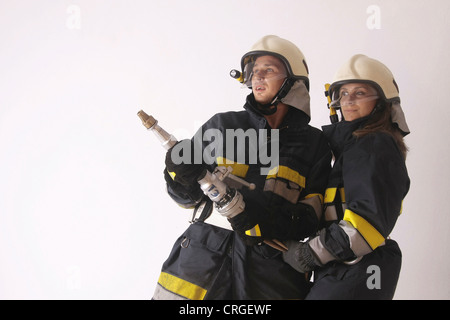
[339,83,379,121]
[251,55,287,105]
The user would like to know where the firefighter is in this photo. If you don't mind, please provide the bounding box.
[283,54,410,300]
[153,35,331,300]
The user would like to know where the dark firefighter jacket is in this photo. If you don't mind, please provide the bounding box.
[154,94,331,300]
[308,116,410,265]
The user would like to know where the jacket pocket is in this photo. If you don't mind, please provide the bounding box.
[183,222,232,253]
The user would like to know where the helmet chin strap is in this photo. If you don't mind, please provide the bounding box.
[256,102,278,116]
[371,101,385,114]
[255,77,296,116]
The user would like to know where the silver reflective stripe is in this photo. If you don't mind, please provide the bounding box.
[263,179,301,204]
[338,220,373,257]
[324,203,347,222]
[324,205,338,221]
[153,283,188,300]
[308,236,336,265]
[300,195,323,221]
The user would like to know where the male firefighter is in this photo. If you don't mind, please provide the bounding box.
[153,35,331,300]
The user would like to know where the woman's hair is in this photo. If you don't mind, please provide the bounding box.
[353,102,409,159]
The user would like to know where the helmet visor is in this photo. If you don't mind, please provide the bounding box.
[330,84,379,109]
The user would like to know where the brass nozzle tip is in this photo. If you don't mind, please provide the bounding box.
[137,110,157,129]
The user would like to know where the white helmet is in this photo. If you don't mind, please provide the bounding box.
[327,54,410,135]
[231,35,311,117]
[240,35,310,90]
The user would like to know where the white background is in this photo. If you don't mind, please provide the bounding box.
[0,0,449,300]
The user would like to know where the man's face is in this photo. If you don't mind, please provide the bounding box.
[251,55,287,105]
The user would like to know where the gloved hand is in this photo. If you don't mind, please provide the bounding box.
[229,213,288,251]
[228,211,264,246]
[165,139,206,186]
[164,169,204,204]
[282,240,322,273]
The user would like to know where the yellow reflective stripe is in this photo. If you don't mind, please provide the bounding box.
[245,224,261,237]
[158,272,207,300]
[324,188,337,203]
[266,167,278,177]
[339,188,346,203]
[324,187,345,203]
[305,193,324,204]
[343,209,385,250]
[266,166,306,188]
[168,171,176,180]
[216,157,249,178]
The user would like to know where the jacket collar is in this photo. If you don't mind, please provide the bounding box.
[322,116,370,157]
[244,93,309,130]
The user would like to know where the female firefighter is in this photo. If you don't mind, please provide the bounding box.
[283,54,410,299]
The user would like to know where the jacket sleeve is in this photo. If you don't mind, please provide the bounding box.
[252,129,332,241]
[299,132,332,222]
[309,133,410,264]
[289,132,332,240]
[163,119,214,209]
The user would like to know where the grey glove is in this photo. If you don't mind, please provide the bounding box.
[283,240,322,273]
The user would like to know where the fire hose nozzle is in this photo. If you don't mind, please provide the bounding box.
[137,110,157,129]
[137,110,177,150]
[137,109,252,218]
